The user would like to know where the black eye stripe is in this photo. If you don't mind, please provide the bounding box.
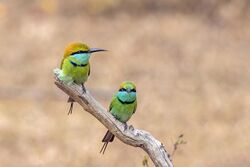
[131,89,136,92]
[119,88,126,92]
[70,50,89,55]
[119,88,136,92]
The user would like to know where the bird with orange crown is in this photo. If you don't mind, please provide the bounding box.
[59,42,106,114]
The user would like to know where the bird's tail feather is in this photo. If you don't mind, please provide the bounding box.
[67,97,74,115]
[100,130,115,154]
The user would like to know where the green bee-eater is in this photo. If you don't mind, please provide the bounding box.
[59,42,106,114]
[100,81,137,154]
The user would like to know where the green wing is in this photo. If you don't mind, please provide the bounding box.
[109,96,137,114]
[88,68,90,76]
[108,96,116,112]
[133,100,137,114]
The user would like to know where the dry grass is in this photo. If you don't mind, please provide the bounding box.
[0,1,250,167]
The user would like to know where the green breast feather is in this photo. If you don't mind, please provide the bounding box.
[109,96,137,123]
[61,57,90,84]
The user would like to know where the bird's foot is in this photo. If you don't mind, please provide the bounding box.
[124,123,128,131]
[129,125,134,131]
[81,84,86,93]
[68,102,74,115]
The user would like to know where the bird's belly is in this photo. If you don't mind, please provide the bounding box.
[62,59,90,84]
[71,67,89,84]
[110,104,134,123]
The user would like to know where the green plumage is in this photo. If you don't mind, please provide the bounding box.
[109,95,137,123]
[61,56,90,84]
[100,81,137,154]
[59,42,106,114]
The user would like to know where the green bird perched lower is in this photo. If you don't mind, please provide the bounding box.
[59,42,106,115]
[100,81,137,154]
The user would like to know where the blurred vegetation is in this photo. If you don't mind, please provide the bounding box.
[142,155,149,167]
[2,0,250,21]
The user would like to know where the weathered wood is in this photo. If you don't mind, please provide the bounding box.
[54,68,174,167]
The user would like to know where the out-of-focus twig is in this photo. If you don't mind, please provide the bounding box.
[142,155,150,167]
[171,134,187,157]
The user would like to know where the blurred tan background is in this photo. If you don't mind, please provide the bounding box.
[0,0,250,166]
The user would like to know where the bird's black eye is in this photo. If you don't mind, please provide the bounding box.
[119,88,126,92]
[131,89,136,92]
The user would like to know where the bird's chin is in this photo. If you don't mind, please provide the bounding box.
[72,53,90,64]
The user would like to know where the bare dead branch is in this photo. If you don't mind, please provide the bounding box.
[53,68,174,167]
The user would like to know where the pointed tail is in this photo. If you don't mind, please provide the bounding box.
[100,130,115,154]
[67,97,74,115]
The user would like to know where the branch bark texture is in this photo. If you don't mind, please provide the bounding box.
[54,69,174,167]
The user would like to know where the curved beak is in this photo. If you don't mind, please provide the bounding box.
[89,48,107,53]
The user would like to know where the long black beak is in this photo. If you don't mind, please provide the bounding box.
[89,48,107,53]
